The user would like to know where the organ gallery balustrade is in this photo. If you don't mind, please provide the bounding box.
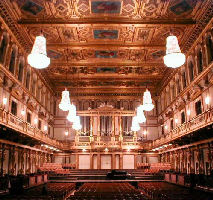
[0,108,63,149]
[149,107,213,149]
[59,133,146,151]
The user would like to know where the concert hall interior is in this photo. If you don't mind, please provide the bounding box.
[0,0,213,199]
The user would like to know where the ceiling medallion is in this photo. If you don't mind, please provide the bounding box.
[164,35,186,68]
[27,35,50,69]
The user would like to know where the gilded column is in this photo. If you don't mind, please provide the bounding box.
[0,143,5,176]
[119,154,123,169]
[76,154,79,169]
[112,154,115,169]
[134,154,137,169]
[97,154,101,169]
[90,154,93,169]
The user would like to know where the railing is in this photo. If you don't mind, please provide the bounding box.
[149,108,213,149]
[0,108,149,151]
[0,108,63,149]
[60,134,143,150]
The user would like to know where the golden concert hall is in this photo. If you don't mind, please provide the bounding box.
[0,0,213,199]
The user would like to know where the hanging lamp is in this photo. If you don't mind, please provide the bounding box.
[59,88,71,111]
[136,105,146,123]
[67,104,77,122]
[27,34,50,69]
[163,35,185,68]
[142,88,154,111]
[131,116,140,132]
[72,116,82,130]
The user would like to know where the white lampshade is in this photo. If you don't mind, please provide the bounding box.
[27,35,50,69]
[67,104,77,122]
[136,105,146,123]
[72,116,82,130]
[59,89,71,111]
[131,116,140,132]
[142,89,154,111]
[163,35,185,68]
[64,130,69,136]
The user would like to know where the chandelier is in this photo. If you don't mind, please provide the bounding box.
[142,89,154,111]
[131,116,140,132]
[59,88,71,111]
[136,105,146,123]
[67,104,77,122]
[163,35,186,68]
[27,35,50,69]
[72,116,82,130]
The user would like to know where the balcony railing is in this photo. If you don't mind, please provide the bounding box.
[0,108,63,149]
[0,108,150,151]
[149,108,213,149]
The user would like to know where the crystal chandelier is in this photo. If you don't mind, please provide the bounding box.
[72,116,82,130]
[67,104,77,122]
[142,89,154,111]
[59,88,71,111]
[163,35,186,68]
[136,105,146,123]
[27,35,50,69]
[131,116,140,132]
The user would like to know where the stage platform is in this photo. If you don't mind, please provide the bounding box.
[48,169,164,182]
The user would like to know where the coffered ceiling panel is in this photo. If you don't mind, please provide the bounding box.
[0,0,212,97]
[13,0,200,19]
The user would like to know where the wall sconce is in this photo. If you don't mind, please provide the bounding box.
[165,125,168,130]
[3,97,7,105]
[143,130,147,135]
[34,118,38,124]
[127,147,131,152]
[175,118,178,123]
[64,130,69,136]
[82,149,86,152]
[105,148,109,152]
[21,110,25,116]
[187,110,191,116]
[44,125,48,131]
[205,96,210,105]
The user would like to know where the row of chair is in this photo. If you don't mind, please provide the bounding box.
[137,163,172,172]
[38,163,76,174]
[68,183,148,200]
[138,181,213,200]
[2,182,76,200]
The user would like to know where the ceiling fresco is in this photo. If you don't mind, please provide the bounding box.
[0,0,212,96]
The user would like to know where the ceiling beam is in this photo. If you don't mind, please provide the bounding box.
[50,62,166,67]
[48,75,163,79]
[18,18,196,26]
[47,43,164,49]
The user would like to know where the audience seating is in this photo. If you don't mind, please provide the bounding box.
[137,163,171,173]
[62,163,76,169]
[1,182,75,200]
[138,181,213,200]
[137,163,149,169]
[68,182,148,200]
[38,163,63,173]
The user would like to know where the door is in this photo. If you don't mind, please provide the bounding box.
[123,155,134,169]
[101,155,111,169]
[79,155,90,169]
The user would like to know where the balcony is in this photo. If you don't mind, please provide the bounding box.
[60,134,145,151]
[0,108,63,149]
[149,108,213,149]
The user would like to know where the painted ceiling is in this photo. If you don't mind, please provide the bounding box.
[0,0,212,97]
